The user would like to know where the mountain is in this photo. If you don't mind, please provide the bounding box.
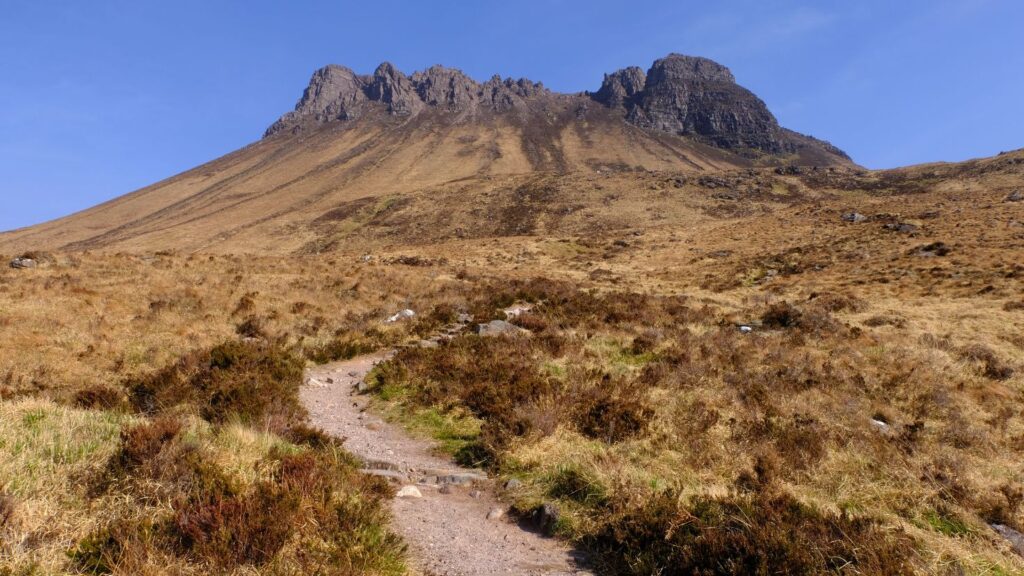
[0,54,852,254]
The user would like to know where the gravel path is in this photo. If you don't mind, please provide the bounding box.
[303,352,593,576]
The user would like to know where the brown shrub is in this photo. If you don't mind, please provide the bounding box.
[762,301,803,329]
[235,315,268,339]
[128,340,306,424]
[960,344,1015,380]
[573,375,653,443]
[586,490,914,575]
[305,334,378,364]
[68,518,159,575]
[232,292,258,316]
[375,336,556,459]
[74,384,126,410]
[281,423,344,450]
[807,291,868,313]
[114,417,183,473]
[736,415,827,472]
[173,481,302,567]
[0,493,14,529]
[630,330,661,355]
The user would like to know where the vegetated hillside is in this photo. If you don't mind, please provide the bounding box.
[0,54,850,255]
[1,149,1022,574]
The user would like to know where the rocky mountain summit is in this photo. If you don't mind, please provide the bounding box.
[266,54,847,159]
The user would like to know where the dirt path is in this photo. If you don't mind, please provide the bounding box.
[302,352,593,576]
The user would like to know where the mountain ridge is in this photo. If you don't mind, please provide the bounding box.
[266,54,849,161]
[0,53,858,254]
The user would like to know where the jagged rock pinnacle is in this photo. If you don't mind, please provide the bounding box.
[264,54,847,160]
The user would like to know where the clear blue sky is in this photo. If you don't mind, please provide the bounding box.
[2,1,1022,232]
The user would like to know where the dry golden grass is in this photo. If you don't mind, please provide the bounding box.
[0,149,1021,574]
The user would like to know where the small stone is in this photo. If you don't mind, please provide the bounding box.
[439,484,453,495]
[1005,190,1023,202]
[326,378,334,384]
[356,380,369,393]
[870,419,891,433]
[361,469,408,482]
[992,523,1024,557]
[486,507,505,520]
[534,502,561,534]
[348,371,360,378]
[841,212,866,223]
[475,320,529,338]
[469,490,482,499]
[738,325,753,334]
[504,478,523,490]
[386,309,416,323]
[884,222,918,234]
[9,257,37,269]
[365,422,382,431]
[396,486,422,498]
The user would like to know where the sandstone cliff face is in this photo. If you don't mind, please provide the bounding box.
[265,54,848,161]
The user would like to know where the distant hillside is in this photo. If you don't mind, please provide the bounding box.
[0,54,854,254]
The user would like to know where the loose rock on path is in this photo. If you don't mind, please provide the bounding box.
[302,352,591,576]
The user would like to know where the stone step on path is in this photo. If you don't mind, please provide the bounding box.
[302,348,592,576]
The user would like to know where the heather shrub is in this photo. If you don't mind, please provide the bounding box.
[572,375,652,443]
[81,420,404,573]
[304,334,379,364]
[74,384,125,410]
[586,490,914,575]
[173,480,302,567]
[128,339,305,424]
[0,493,14,529]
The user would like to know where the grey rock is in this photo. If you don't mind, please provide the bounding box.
[361,469,408,482]
[367,62,424,116]
[263,55,849,161]
[533,502,561,534]
[418,339,440,349]
[486,507,506,521]
[386,309,416,323]
[396,485,423,498]
[884,222,918,234]
[469,490,482,499]
[1006,190,1023,202]
[870,419,891,433]
[624,54,792,154]
[439,473,487,486]
[594,66,646,107]
[475,320,529,338]
[439,484,453,495]
[411,65,479,111]
[841,212,867,223]
[265,65,368,135]
[991,524,1024,557]
[9,257,36,269]
[504,478,523,490]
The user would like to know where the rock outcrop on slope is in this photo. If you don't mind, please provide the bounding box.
[267,53,848,160]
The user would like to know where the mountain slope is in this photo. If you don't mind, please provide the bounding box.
[0,54,851,254]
